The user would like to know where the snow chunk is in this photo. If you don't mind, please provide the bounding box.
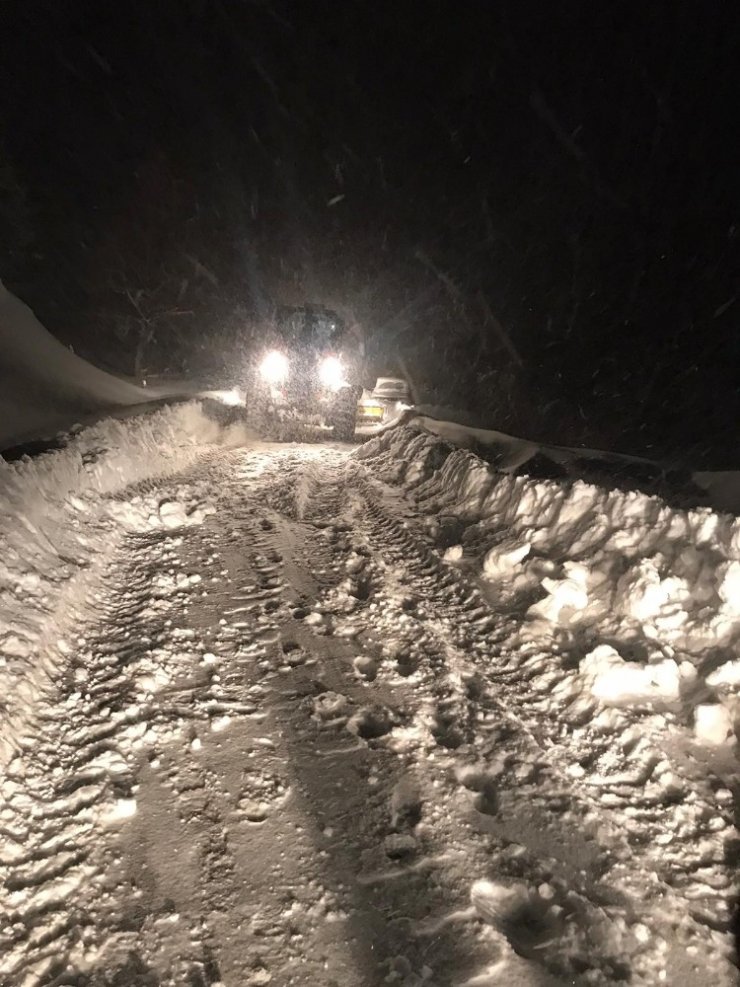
[470,878,530,924]
[694,704,735,746]
[159,500,190,528]
[717,560,740,615]
[706,661,740,690]
[483,539,530,579]
[103,798,137,825]
[529,561,590,625]
[210,715,232,733]
[312,692,349,722]
[581,645,683,707]
[620,557,690,635]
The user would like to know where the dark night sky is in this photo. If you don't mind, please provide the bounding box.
[0,1,738,462]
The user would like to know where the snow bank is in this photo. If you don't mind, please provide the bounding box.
[0,282,158,447]
[409,409,738,514]
[357,423,740,729]
[0,400,251,765]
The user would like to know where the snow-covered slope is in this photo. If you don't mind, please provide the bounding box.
[0,282,158,448]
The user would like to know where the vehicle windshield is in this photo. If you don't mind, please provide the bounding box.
[276,307,345,348]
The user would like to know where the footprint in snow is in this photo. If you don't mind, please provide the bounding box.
[311,691,350,725]
[347,704,395,740]
[280,639,306,667]
[456,764,500,816]
[385,643,419,677]
[394,649,421,677]
[431,710,465,750]
[470,879,566,961]
[390,775,423,831]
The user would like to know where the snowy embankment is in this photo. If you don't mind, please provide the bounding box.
[0,282,229,451]
[358,423,740,744]
[0,401,251,765]
[0,282,157,449]
[411,406,740,514]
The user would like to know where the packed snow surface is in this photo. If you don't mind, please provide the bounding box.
[1,415,739,986]
[0,399,251,766]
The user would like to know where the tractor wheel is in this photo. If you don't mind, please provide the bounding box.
[329,386,359,442]
[245,374,277,438]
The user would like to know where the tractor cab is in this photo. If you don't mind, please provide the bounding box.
[274,306,345,352]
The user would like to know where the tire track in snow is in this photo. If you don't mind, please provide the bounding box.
[1,535,162,984]
[305,467,636,984]
[0,452,297,985]
[2,443,736,986]
[249,457,501,985]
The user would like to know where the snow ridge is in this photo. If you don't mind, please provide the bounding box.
[357,423,740,733]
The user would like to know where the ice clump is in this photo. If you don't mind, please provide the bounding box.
[580,645,683,706]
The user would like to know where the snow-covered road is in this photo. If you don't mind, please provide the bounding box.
[2,429,739,986]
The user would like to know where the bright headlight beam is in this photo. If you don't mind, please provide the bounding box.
[259,350,289,384]
[319,355,345,390]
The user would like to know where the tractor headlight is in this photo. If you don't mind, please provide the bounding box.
[318,355,345,390]
[259,350,289,384]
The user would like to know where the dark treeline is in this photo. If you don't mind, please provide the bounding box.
[0,1,738,463]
